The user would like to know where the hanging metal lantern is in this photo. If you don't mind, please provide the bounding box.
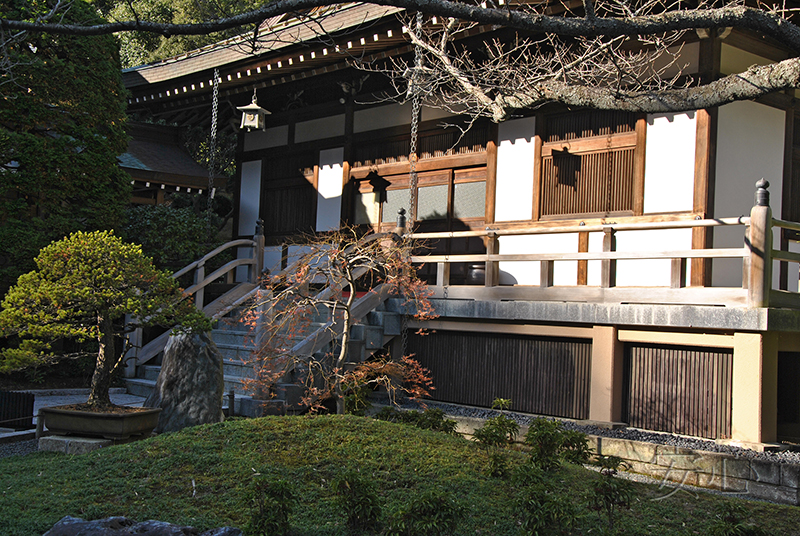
[237,89,270,131]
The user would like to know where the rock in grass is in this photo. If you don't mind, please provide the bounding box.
[42,515,242,535]
[145,331,225,434]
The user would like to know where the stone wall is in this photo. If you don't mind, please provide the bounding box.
[450,414,800,505]
[591,435,800,505]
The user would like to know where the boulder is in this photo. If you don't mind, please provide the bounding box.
[42,516,242,536]
[145,331,225,433]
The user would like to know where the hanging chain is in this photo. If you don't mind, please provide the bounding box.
[208,68,220,215]
[400,11,424,361]
[605,129,613,214]
[407,10,423,228]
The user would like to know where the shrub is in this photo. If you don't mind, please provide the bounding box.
[472,398,520,447]
[588,455,635,531]
[524,418,591,470]
[516,482,576,536]
[331,470,382,534]
[247,477,296,536]
[385,488,459,536]
[372,407,457,434]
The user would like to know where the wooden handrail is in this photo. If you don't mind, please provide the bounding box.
[184,257,257,295]
[409,217,750,240]
[412,248,748,264]
[773,218,800,233]
[172,238,257,279]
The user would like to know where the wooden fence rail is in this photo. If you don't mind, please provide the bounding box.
[408,180,799,309]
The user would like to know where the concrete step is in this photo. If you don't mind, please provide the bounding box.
[211,329,253,346]
[367,311,401,336]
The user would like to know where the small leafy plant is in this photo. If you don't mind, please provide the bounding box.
[524,417,591,471]
[247,477,296,536]
[472,398,520,447]
[588,455,635,531]
[373,406,457,434]
[710,503,768,536]
[385,488,459,536]
[331,470,382,534]
[515,482,576,536]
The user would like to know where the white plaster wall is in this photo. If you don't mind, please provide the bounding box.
[713,101,785,288]
[609,228,693,287]
[244,125,289,151]
[789,241,800,293]
[495,117,536,222]
[421,106,455,122]
[643,112,696,214]
[498,233,578,286]
[654,41,700,79]
[296,114,345,143]
[316,147,345,231]
[235,246,252,282]
[354,103,410,133]
[238,160,262,236]
[263,246,283,275]
[720,44,773,76]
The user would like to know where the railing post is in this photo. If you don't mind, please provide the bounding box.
[194,261,205,310]
[601,226,616,288]
[540,260,554,288]
[485,231,498,287]
[436,261,450,287]
[395,208,407,235]
[670,258,686,289]
[123,314,141,378]
[748,179,772,308]
[253,218,265,284]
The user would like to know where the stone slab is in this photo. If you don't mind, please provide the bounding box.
[39,435,112,454]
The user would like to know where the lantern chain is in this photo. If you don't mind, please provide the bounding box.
[408,10,423,228]
[208,68,220,216]
[401,11,423,361]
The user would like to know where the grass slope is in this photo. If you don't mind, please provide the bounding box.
[1,415,799,535]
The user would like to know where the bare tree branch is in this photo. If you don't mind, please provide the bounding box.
[3,1,800,55]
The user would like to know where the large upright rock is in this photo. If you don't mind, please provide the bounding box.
[145,331,225,433]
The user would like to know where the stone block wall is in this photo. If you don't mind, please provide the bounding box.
[590,436,800,505]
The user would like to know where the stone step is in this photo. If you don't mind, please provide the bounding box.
[367,311,401,336]
[210,329,254,347]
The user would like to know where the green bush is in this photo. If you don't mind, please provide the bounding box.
[472,398,520,447]
[588,455,635,531]
[247,477,296,536]
[515,483,576,536]
[524,418,591,470]
[331,470,382,534]
[372,407,457,434]
[385,488,459,536]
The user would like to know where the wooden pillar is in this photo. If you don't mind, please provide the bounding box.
[692,108,718,287]
[732,332,778,444]
[589,325,624,423]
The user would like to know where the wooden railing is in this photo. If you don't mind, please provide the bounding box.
[124,227,265,375]
[408,180,800,309]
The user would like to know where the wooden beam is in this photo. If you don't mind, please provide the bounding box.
[427,285,748,307]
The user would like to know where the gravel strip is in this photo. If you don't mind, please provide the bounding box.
[401,400,800,465]
[0,439,38,460]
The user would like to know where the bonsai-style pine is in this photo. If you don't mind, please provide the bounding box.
[0,230,211,409]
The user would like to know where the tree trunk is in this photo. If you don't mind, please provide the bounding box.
[88,315,116,407]
[335,272,357,415]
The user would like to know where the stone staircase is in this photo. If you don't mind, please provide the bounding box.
[125,299,403,415]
